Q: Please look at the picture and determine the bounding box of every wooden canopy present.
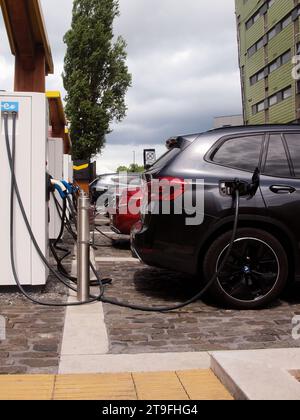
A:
[1,0,54,92]
[46,91,71,155]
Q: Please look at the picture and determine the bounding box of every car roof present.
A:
[208,124,300,135]
[170,125,300,145]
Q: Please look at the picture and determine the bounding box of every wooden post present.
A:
[14,47,46,93]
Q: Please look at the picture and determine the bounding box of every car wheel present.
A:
[203,228,288,309]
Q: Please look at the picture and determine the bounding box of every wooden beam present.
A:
[15,46,46,92]
[46,91,72,155]
[0,0,54,92]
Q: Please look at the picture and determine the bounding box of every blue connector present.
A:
[61,181,79,196]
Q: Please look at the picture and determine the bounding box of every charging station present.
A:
[0,92,48,286]
[63,154,73,183]
[48,137,64,240]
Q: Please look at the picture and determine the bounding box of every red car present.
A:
[110,176,142,235]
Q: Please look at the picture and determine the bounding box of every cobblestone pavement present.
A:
[2,223,300,374]
[0,269,68,375]
[94,229,300,355]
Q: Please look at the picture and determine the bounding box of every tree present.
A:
[63,0,132,160]
[129,163,145,173]
[116,165,129,173]
[116,164,145,173]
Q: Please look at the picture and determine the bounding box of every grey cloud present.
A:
[1,0,242,151]
[108,0,242,146]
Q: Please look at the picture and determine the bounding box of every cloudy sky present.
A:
[0,0,242,173]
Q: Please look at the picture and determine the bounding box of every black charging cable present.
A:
[4,111,240,312]
[50,190,112,286]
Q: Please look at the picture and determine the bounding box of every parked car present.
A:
[92,173,142,217]
[131,125,300,309]
[110,176,142,235]
[89,174,118,205]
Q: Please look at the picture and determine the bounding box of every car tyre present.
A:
[203,228,288,309]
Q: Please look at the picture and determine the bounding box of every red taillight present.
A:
[143,177,186,202]
[118,187,142,213]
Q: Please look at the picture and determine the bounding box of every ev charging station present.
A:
[46,91,73,239]
[48,137,64,240]
[0,92,49,286]
[63,153,73,184]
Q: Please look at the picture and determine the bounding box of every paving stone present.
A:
[0,240,70,374]
[19,359,59,368]
[0,366,28,375]
[94,230,300,354]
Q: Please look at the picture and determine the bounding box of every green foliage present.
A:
[116,165,129,173]
[116,164,145,173]
[129,164,145,173]
[63,0,132,160]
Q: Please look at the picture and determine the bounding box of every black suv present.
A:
[131,125,300,309]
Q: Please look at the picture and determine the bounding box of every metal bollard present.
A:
[77,191,90,302]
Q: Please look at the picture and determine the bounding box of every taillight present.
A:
[118,187,142,214]
[142,177,186,203]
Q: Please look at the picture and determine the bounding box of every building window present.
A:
[252,85,292,115]
[283,87,292,99]
[257,70,265,81]
[269,94,278,106]
[247,5,299,57]
[269,61,278,72]
[282,15,292,29]
[245,0,276,30]
[249,50,291,87]
[268,28,276,41]
[281,50,291,65]
[257,101,265,112]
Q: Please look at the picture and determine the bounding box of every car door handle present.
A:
[270,185,296,194]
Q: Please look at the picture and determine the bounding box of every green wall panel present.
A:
[268,97,295,122]
[247,48,265,74]
[268,0,295,28]
[268,25,294,61]
[248,79,266,103]
[248,111,265,124]
[246,18,265,48]
[268,62,293,94]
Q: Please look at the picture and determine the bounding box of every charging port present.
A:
[219,179,251,197]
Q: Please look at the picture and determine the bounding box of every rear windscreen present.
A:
[150,148,181,170]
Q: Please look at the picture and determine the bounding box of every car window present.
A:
[284,133,300,177]
[264,135,291,178]
[212,136,263,172]
[150,148,180,170]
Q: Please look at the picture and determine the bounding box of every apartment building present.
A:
[235,0,300,124]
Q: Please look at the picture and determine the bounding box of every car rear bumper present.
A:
[131,223,198,275]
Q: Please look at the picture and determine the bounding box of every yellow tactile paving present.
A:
[0,370,233,400]
[176,370,233,400]
[53,373,137,400]
[132,372,189,400]
[0,375,55,401]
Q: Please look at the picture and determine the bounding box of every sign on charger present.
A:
[1,101,19,113]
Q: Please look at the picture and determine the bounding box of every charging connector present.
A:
[219,168,260,198]
[219,179,250,197]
